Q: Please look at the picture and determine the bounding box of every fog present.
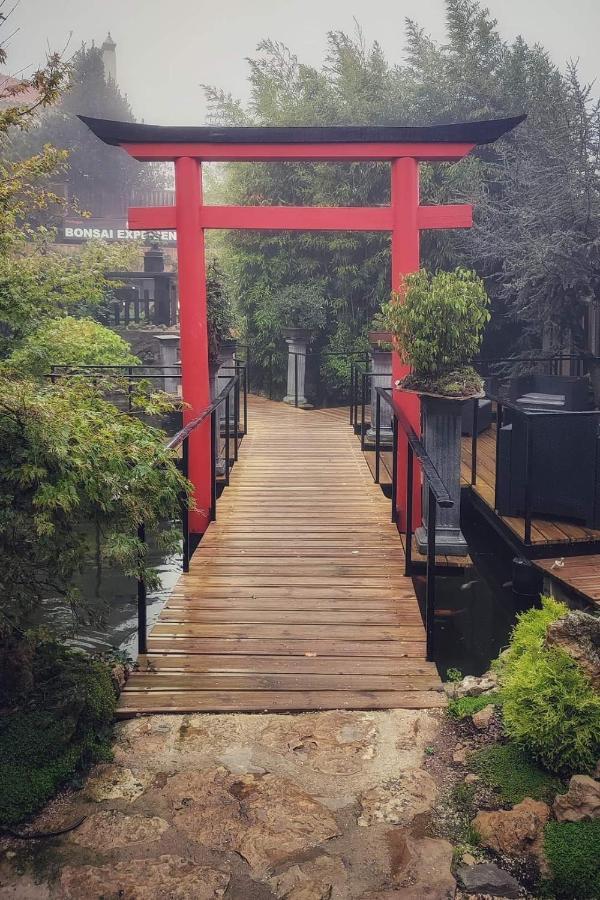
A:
[7,0,599,124]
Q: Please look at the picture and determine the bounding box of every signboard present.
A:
[59,224,177,245]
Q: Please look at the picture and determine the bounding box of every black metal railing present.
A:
[375,387,454,661]
[135,373,246,655]
[260,347,370,406]
[468,391,600,548]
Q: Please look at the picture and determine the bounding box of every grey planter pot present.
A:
[366,345,393,445]
[283,328,311,407]
[415,394,469,557]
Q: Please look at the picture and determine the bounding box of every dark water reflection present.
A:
[42,539,182,660]
[416,499,540,680]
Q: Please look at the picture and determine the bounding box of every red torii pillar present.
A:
[80,116,529,542]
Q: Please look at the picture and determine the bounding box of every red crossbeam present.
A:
[128,204,472,232]
[122,142,475,163]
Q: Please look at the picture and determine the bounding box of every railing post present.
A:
[224,392,230,486]
[243,363,248,435]
[375,390,381,484]
[233,377,239,462]
[360,374,367,451]
[391,414,398,523]
[471,398,479,485]
[137,522,147,656]
[181,437,190,572]
[494,401,503,510]
[523,414,533,546]
[426,486,436,662]
[349,364,355,426]
[210,409,217,520]
[269,353,273,400]
[127,366,133,413]
[404,442,414,576]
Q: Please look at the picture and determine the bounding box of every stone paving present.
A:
[0,708,456,899]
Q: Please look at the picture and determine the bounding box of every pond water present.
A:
[42,538,182,661]
[418,497,541,680]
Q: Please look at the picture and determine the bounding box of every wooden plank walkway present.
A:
[117,396,445,717]
[461,424,600,547]
[534,554,600,606]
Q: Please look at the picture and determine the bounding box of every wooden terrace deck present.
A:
[460,424,600,549]
[117,396,445,717]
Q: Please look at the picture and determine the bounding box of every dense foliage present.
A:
[205,0,600,389]
[0,642,116,825]
[543,820,600,899]
[0,376,189,655]
[206,259,238,364]
[383,268,489,395]
[5,316,140,376]
[497,597,600,775]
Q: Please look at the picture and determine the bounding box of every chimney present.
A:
[101,32,117,83]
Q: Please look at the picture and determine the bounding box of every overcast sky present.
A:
[6,0,599,124]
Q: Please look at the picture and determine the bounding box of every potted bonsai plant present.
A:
[383,268,490,556]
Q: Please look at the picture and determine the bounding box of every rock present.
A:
[553,774,600,822]
[358,769,437,827]
[458,862,521,898]
[268,854,347,899]
[259,710,377,775]
[546,611,600,691]
[110,662,128,693]
[387,831,456,899]
[461,852,477,866]
[69,810,169,849]
[452,747,469,765]
[473,797,550,857]
[163,768,339,876]
[471,704,495,730]
[84,764,152,802]
[58,856,229,899]
[451,672,498,699]
[464,773,480,784]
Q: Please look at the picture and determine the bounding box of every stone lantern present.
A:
[283,328,311,408]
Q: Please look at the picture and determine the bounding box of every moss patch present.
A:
[470,743,564,806]
[543,820,600,899]
[0,643,116,825]
[447,692,501,719]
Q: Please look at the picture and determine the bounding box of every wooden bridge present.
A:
[117,397,445,717]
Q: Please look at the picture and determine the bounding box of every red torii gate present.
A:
[82,115,524,542]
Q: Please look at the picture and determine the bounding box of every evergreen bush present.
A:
[498,598,600,775]
[0,642,116,825]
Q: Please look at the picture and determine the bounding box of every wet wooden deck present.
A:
[117,396,445,717]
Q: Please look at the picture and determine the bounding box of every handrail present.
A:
[373,386,455,661]
[377,388,453,507]
[167,376,236,450]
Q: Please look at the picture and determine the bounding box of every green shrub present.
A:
[447,692,502,719]
[498,598,600,775]
[543,821,600,899]
[471,743,564,805]
[5,315,139,377]
[0,642,116,825]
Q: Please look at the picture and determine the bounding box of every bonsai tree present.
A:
[383,268,490,398]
